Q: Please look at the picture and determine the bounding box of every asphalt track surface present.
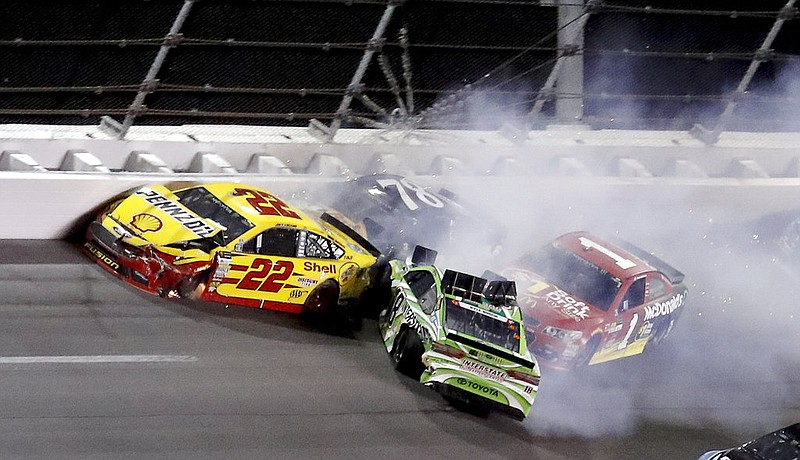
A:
[0,240,797,459]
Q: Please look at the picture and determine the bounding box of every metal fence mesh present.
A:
[0,0,797,138]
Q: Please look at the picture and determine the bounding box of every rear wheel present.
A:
[647,315,674,350]
[392,328,424,379]
[301,280,339,318]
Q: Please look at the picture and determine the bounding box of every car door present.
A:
[216,227,305,304]
[605,276,648,356]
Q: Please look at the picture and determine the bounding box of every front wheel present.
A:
[573,334,600,368]
[392,328,425,379]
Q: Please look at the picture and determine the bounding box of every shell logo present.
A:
[130,213,163,233]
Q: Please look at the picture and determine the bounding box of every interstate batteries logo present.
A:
[459,359,506,383]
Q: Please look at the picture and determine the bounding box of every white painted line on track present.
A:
[0,355,198,364]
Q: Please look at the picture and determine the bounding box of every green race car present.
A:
[378,247,540,420]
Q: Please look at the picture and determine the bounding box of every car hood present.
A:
[103,186,225,246]
[503,268,606,328]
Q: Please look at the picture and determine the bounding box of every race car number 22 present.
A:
[237,259,294,292]
[376,178,444,211]
[234,188,301,219]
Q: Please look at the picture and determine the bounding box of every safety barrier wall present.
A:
[2,126,800,239]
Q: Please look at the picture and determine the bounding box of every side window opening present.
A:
[404,270,439,314]
[621,277,646,312]
[243,227,299,257]
[300,231,345,260]
[649,276,669,300]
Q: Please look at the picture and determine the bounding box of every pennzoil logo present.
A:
[135,188,217,237]
[84,242,120,270]
[130,213,163,233]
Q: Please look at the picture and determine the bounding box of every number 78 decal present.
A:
[376,178,444,211]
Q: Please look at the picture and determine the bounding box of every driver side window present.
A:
[405,270,439,314]
[620,277,646,312]
[241,227,298,257]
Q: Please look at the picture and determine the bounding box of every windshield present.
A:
[522,244,621,312]
[174,187,253,242]
[445,300,521,353]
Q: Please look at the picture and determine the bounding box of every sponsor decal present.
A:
[208,252,232,292]
[84,242,120,271]
[295,277,317,288]
[135,188,217,237]
[403,305,430,341]
[455,377,500,398]
[545,288,590,321]
[454,299,508,322]
[303,261,337,275]
[130,213,163,233]
[460,359,507,383]
[289,289,303,299]
[339,262,358,286]
[643,293,686,320]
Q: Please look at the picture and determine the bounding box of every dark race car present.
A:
[502,231,688,370]
[699,422,800,460]
[307,174,505,260]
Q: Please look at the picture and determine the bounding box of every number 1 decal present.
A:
[618,313,639,351]
[376,178,444,211]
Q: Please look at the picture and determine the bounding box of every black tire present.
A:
[573,334,600,368]
[360,259,392,319]
[177,275,203,300]
[392,328,425,379]
[647,316,674,349]
[301,280,339,318]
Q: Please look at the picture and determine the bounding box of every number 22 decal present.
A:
[234,188,300,219]
[376,178,444,211]
[237,259,294,292]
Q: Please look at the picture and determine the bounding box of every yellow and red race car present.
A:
[83,182,383,321]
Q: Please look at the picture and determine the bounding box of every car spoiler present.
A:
[320,212,382,258]
[610,237,685,285]
[442,269,487,302]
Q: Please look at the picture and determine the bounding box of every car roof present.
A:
[555,231,661,281]
[178,182,333,238]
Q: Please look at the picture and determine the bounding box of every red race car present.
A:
[501,231,687,370]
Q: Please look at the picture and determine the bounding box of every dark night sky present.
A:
[0,1,797,130]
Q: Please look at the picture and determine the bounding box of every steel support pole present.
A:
[527,0,590,128]
[692,0,796,144]
[117,0,195,139]
[555,0,586,123]
[319,1,398,142]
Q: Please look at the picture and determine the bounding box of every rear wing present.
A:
[410,245,438,266]
[320,212,382,258]
[442,269,487,302]
[483,280,517,305]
